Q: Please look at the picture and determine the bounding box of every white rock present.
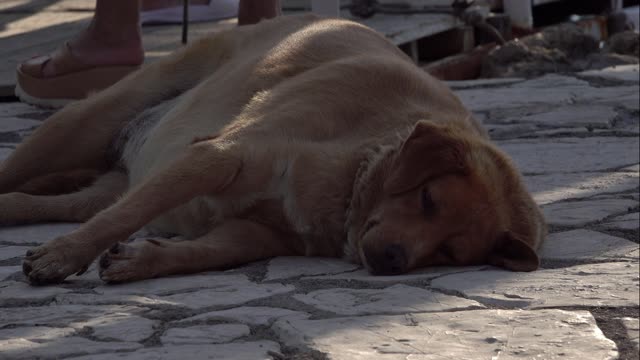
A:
[0,223,81,245]
[294,284,484,315]
[0,266,20,280]
[272,309,618,360]
[0,304,147,328]
[542,229,639,261]
[304,266,486,283]
[175,306,309,326]
[265,256,359,281]
[158,281,294,310]
[498,137,639,174]
[70,313,158,342]
[526,172,639,205]
[0,336,141,360]
[618,317,639,351]
[601,212,640,230]
[66,341,280,360]
[0,117,41,133]
[0,245,30,261]
[542,199,638,226]
[0,281,71,306]
[580,64,640,82]
[161,324,250,345]
[431,262,639,308]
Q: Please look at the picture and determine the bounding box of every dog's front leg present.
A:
[98,219,296,283]
[23,142,243,284]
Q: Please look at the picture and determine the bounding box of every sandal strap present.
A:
[19,42,93,79]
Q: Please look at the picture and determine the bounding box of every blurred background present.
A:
[1,0,638,99]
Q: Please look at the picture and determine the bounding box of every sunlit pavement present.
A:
[0,65,638,359]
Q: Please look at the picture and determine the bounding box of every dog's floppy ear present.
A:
[488,231,539,271]
[384,121,468,194]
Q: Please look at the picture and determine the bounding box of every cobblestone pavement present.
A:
[0,65,638,360]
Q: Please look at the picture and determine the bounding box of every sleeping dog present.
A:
[0,15,546,284]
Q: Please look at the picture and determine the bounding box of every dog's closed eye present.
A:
[420,188,437,216]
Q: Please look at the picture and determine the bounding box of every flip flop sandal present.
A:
[15,42,141,108]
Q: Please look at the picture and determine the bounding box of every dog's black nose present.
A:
[364,244,408,275]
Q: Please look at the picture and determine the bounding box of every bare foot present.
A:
[33,26,144,78]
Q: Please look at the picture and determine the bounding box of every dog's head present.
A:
[355,120,545,275]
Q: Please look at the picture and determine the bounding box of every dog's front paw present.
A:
[99,240,157,283]
[23,238,91,285]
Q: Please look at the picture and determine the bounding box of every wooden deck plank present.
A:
[0,1,459,97]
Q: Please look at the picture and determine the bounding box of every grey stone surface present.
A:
[457,74,638,112]
[0,305,147,327]
[542,229,639,261]
[265,256,359,281]
[619,317,639,351]
[67,341,280,360]
[0,117,40,133]
[510,105,617,128]
[273,309,618,360]
[175,306,309,326]
[431,262,639,308]
[304,266,486,283]
[70,314,158,342]
[0,245,29,261]
[161,324,250,345]
[525,171,639,205]
[294,284,484,315]
[0,334,141,360]
[0,147,12,162]
[579,64,640,82]
[601,212,640,230]
[541,229,639,261]
[446,77,525,89]
[0,223,81,245]
[498,137,639,174]
[0,281,71,306]
[157,281,294,310]
[1,73,639,359]
[0,266,20,280]
[542,199,638,226]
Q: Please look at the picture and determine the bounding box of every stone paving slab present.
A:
[272,309,618,360]
[67,341,280,360]
[160,324,250,345]
[525,171,639,205]
[431,262,640,308]
[619,317,640,352]
[293,284,484,315]
[542,198,638,227]
[0,68,638,359]
[541,229,639,261]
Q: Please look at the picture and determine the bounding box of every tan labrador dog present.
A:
[0,15,546,284]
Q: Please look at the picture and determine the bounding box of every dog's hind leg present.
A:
[0,171,127,225]
[0,33,237,193]
[98,219,295,282]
